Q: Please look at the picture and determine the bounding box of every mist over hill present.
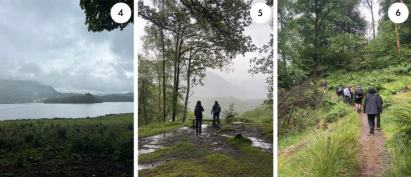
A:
[190,71,266,100]
[0,79,133,104]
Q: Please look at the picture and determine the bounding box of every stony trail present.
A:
[357,110,390,177]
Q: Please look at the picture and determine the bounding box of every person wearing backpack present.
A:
[375,90,383,130]
[343,86,351,104]
[354,84,365,113]
[348,84,354,105]
[194,101,204,133]
[363,87,383,135]
[336,85,343,97]
[211,101,221,126]
[322,80,327,93]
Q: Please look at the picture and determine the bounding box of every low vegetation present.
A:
[0,113,133,176]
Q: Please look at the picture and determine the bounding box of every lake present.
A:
[0,102,134,121]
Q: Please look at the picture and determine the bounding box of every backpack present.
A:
[194,106,201,117]
[337,88,342,93]
[350,87,354,93]
[215,105,221,113]
[355,87,363,98]
[344,88,350,96]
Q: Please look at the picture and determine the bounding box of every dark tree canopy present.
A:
[80,0,134,32]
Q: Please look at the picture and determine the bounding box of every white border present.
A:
[134,0,138,176]
[273,0,278,176]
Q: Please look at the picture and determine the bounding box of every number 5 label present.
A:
[111,3,131,24]
[250,3,271,24]
[388,3,409,23]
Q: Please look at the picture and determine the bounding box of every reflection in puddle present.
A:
[138,162,165,170]
[138,149,156,155]
[248,137,273,150]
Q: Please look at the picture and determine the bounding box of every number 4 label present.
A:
[111,3,131,24]
[119,9,123,16]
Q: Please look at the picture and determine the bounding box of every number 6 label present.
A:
[388,3,409,23]
[111,3,131,24]
[250,3,271,24]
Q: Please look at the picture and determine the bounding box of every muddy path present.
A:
[358,111,390,177]
[138,123,273,170]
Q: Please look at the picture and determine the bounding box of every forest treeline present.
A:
[44,93,103,103]
[138,0,273,126]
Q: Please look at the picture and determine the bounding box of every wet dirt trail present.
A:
[358,111,390,177]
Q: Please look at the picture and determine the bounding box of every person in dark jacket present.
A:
[336,85,343,97]
[322,80,327,93]
[194,101,204,133]
[375,90,383,130]
[211,101,221,125]
[363,88,382,135]
[354,84,365,113]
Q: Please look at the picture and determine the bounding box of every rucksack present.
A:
[337,88,342,93]
[350,87,354,93]
[355,87,363,98]
[344,88,350,96]
[215,105,221,113]
[194,106,201,117]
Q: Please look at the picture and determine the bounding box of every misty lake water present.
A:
[0,102,133,121]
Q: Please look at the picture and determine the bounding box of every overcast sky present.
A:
[361,1,380,39]
[137,0,272,97]
[0,0,133,94]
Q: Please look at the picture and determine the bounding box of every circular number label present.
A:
[388,3,409,23]
[250,3,271,24]
[111,2,132,24]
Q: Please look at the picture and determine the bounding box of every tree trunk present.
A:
[161,0,166,123]
[183,49,192,123]
[171,29,181,122]
[313,1,319,77]
[391,0,401,57]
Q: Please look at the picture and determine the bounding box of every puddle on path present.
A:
[138,161,166,170]
[220,135,272,151]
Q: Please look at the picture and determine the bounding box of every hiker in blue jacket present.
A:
[211,101,221,126]
[194,101,204,133]
[364,88,382,135]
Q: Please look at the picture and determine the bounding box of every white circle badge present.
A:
[111,2,132,24]
[388,3,409,23]
[250,3,271,24]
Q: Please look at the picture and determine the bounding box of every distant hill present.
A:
[0,79,58,103]
[0,79,133,104]
[190,71,266,100]
[44,93,103,103]
[187,96,265,115]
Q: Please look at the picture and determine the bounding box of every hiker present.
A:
[322,80,327,93]
[336,85,343,97]
[194,101,204,133]
[363,88,382,135]
[343,86,351,104]
[354,84,365,113]
[348,84,354,105]
[375,90,383,130]
[211,101,221,126]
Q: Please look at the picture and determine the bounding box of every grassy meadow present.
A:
[0,113,133,176]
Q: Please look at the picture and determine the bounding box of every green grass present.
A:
[0,113,133,172]
[249,123,273,139]
[139,137,273,177]
[220,125,234,131]
[279,110,361,177]
[138,122,190,138]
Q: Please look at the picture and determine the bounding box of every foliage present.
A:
[222,103,239,124]
[79,0,134,32]
[44,93,102,103]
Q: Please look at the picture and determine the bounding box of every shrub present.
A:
[57,127,67,139]
[23,132,34,143]
[14,153,27,168]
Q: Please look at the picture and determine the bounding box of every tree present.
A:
[222,102,239,124]
[79,0,134,32]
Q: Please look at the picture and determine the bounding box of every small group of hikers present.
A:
[193,101,221,133]
[334,82,384,135]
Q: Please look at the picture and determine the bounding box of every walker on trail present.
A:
[322,80,327,93]
[375,90,383,130]
[354,84,364,113]
[363,87,383,135]
[344,86,351,104]
[194,101,204,133]
[336,85,343,97]
[211,101,221,126]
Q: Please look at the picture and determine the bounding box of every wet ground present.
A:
[358,111,390,177]
[138,123,273,170]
